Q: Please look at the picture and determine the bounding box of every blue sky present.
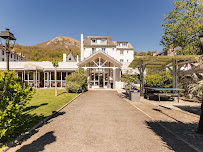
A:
[0,0,174,53]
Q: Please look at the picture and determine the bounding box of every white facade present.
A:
[81,34,134,64]
[0,49,25,62]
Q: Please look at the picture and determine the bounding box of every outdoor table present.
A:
[144,87,185,102]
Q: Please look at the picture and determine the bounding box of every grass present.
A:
[0,89,78,147]
[24,89,78,117]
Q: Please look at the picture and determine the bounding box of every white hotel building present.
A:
[0,33,137,89]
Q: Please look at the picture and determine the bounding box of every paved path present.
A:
[8,91,192,152]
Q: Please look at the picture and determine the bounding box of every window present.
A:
[127,51,128,53]
[92,48,96,54]
[17,56,18,60]
[122,43,127,47]
[102,48,106,53]
[2,58,4,61]
[92,39,97,43]
[120,50,124,55]
[84,48,85,51]
[118,43,121,47]
[11,54,12,58]
[112,48,114,51]
[2,51,4,55]
[120,59,124,62]
[101,39,106,44]
[127,59,129,62]
[69,58,71,61]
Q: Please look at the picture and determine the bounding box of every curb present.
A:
[2,93,83,152]
[123,98,201,152]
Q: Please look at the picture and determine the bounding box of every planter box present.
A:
[130,92,140,102]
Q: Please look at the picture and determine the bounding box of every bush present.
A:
[66,81,82,93]
[145,70,172,88]
[66,68,87,93]
[0,71,34,143]
[120,71,138,90]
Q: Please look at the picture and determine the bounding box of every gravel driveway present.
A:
[8,90,184,152]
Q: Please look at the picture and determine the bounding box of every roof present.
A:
[78,50,122,67]
[84,36,116,47]
[0,61,78,71]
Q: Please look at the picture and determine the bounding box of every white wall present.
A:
[83,47,134,63]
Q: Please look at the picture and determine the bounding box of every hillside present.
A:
[14,36,80,61]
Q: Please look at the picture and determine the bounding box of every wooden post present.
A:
[139,60,146,96]
[172,59,177,89]
[113,67,116,89]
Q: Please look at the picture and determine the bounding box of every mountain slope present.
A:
[14,36,81,61]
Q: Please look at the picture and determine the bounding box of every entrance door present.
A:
[99,73,103,87]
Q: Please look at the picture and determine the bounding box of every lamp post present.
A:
[0,28,16,71]
[196,31,203,134]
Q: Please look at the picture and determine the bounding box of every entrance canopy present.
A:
[24,63,43,71]
[78,50,122,68]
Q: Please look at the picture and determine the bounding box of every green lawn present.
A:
[0,89,78,148]
[24,89,78,117]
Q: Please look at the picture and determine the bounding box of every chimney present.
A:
[77,55,79,63]
[81,33,84,61]
[63,53,67,62]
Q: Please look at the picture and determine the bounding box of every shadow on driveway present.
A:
[174,105,201,115]
[16,131,56,152]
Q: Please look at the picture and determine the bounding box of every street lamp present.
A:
[196,31,203,134]
[0,28,16,71]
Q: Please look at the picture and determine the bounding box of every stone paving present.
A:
[117,89,203,152]
[6,90,195,152]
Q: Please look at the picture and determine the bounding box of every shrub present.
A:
[66,81,82,93]
[66,68,87,93]
[0,71,34,143]
[145,70,172,88]
[120,71,138,90]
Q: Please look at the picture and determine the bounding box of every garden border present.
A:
[2,93,83,152]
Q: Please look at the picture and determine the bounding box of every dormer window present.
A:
[101,39,107,44]
[92,39,97,43]
[122,43,127,47]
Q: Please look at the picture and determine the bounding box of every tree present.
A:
[147,51,152,56]
[161,0,203,55]
[0,71,34,141]
[52,59,59,96]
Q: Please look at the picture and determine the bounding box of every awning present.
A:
[24,63,43,71]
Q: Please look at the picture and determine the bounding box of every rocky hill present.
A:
[14,36,80,61]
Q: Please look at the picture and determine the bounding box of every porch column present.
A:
[44,72,45,88]
[113,68,116,89]
[61,72,62,88]
[28,72,29,86]
[50,72,51,88]
[24,71,25,81]
[103,73,105,87]
[36,70,37,88]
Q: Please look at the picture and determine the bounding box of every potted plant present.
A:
[121,71,139,101]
